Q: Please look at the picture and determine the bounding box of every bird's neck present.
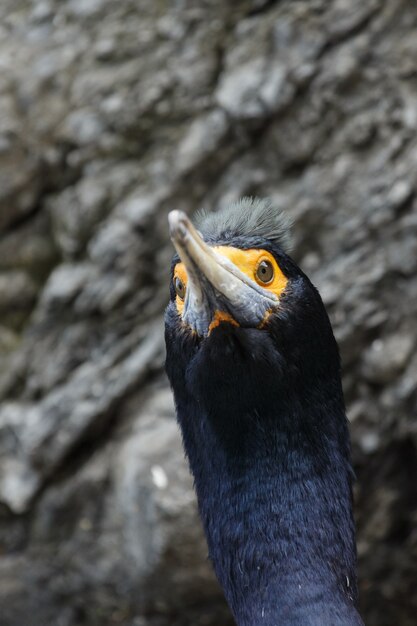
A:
[166,317,363,626]
[175,385,362,626]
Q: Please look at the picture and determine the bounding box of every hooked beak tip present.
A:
[168,210,189,244]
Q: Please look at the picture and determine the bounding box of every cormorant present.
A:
[165,198,364,626]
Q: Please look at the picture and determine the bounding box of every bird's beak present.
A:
[169,210,279,336]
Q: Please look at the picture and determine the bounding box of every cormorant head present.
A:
[165,197,340,414]
[166,197,314,337]
[168,199,292,338]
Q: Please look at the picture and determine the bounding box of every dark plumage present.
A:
[165,201,364,626]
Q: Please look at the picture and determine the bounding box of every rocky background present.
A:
[0,0,416,624]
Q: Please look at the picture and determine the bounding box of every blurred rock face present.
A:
[0,0,416,625]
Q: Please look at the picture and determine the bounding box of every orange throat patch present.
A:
[208,311,240,334]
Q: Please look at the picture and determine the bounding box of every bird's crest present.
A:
[196,197,293,252]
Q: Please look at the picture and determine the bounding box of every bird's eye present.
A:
[175,277,186,300]
[256,260,274,285]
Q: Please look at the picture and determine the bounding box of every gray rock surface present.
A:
[0,1,416,625]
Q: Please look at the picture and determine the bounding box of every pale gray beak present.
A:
[168,210,278,336]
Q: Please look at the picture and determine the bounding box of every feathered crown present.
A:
[196,197,292,252]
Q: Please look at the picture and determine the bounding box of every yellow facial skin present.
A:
[173,262,188,317]
[173,247,288,330]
